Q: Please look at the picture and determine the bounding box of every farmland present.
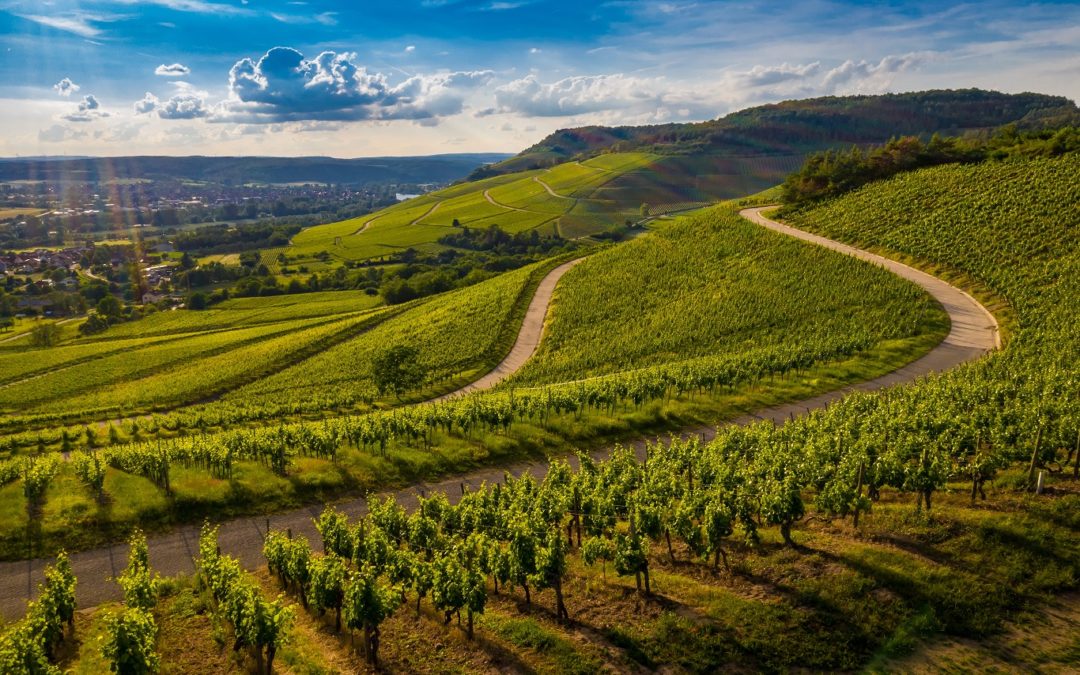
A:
[26,150,1075,674]
[279,153,677,268]
[0,103,1077,673]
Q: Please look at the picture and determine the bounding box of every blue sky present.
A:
[1,0,1077,156]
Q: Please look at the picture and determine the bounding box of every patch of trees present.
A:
[172,222,303,254]
[781,125,1079,206]
[437,224,565,256]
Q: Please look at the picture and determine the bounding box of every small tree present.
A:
[97,295,123,321]
[29,322,61,348]
[371,345,424,401]
[186,292,208,310]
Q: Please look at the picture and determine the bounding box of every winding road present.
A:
[0,207,999,619]
[433,257,587,401]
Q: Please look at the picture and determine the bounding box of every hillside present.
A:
[494,89,1078,172]
[0,153,512,187]
[9,154,1078,673]
[278,90,1077,270]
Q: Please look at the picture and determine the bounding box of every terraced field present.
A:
[280,154,658,267]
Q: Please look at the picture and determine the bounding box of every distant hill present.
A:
[472,89,1080,185]
[0,153,513,187]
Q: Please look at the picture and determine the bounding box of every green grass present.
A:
[278,153,659,265]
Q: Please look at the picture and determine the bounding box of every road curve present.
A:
[533,176,575,201]
[0,208,1000,619]
[483,188,528,213]
[433,257,587,401]
[741,207,1000,353]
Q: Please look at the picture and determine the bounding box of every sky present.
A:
[0,0,1077,158]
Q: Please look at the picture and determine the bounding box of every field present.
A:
[279,154,662,268]
[0,207,45,220]
[1,144,1077,672]
[0,191,953,558]
[507,208,941,386]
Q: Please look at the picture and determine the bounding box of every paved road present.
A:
[433,257,587,401]
[0,207,1000,619]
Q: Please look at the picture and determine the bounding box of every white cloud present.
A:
[15,13,108,38]
[134,92,159,115]
[38,124,89,143]
[405,45,416,53]
[111,0,249,15]
[217,47,494,124]
[155,63,191,77]
[134,89,209,119]
[493,73,672,117]
[270,11,338,25]
[738,62,820,87]
[62,94,110,122]
[823,52,931,92]
[53,78,80,97]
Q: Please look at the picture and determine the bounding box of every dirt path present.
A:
[483,188,529,213]
[409,200,442,226]
[0,207,1000,619]
[533,176,575,201]
[432,257,587,401]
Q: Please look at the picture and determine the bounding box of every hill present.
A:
[0,153,512,187]
[277,90,1077,269]
[9,153,1078,672]
[492,89,1078,173]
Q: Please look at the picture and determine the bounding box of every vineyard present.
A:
[0,150,1076,672]
[0,256,560,437]
[0,195,952,559]
[279,153,665,269]
[505,209,942,386]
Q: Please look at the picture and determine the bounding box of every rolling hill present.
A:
[0,153,512,187]
[279,89,1078,268]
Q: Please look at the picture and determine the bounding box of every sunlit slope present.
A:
[280,153,660,265]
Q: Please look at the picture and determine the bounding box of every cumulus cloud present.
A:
[738,62,820,87]
[155,63,191,77]
[62,95,110,122]
[217,47,493,123]
[493,73,667,117]
[823,52,930,91]
[53,78,80,97]
[134,91,209,119]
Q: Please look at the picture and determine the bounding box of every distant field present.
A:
[0,207,45,220]
[277,153,660,267]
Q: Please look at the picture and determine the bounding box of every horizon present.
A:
[1,0,1078,158]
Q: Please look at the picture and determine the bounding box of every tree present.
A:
[371,345,424,401]
[186,292,208,310]
[97,295,123,321]
[640,203,650,218]
[29,321,61,348]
